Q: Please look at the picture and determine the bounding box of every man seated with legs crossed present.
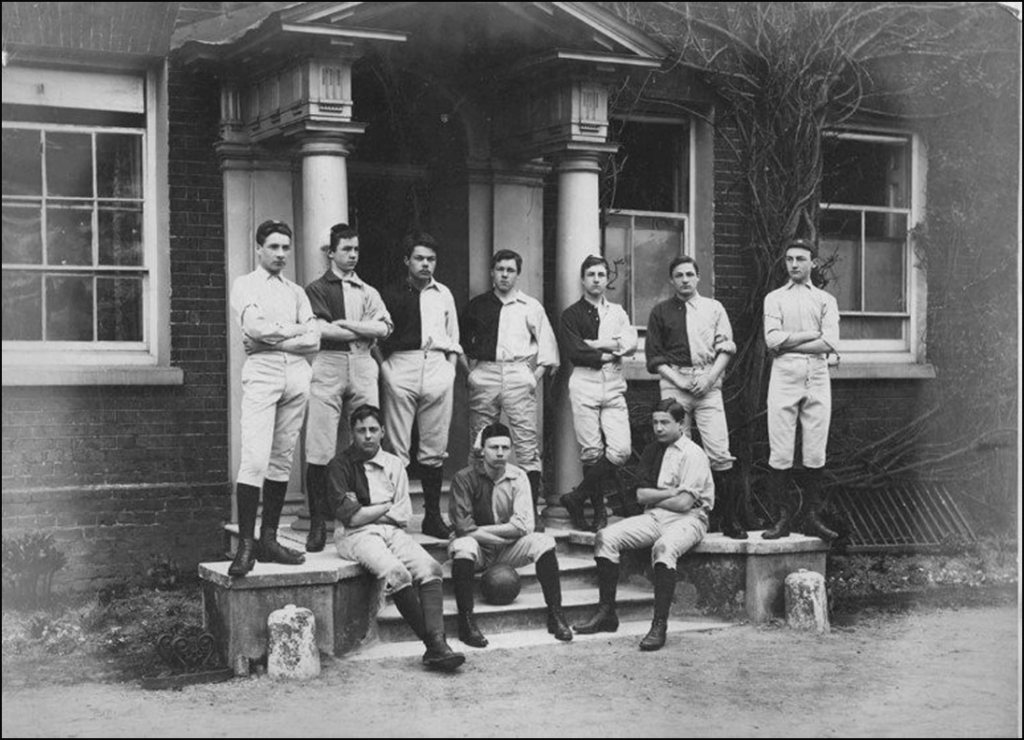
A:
[448,423,573,647]
[575,399,715,651]
[327,405,465,672]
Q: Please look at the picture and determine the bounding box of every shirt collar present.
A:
[494,289,526,306]
[783,280,814,291]
[475,461,515,485]
[334,270,365,287]
[256,265,285,281]
[674,291,702,307]
[405,277,440,293]
[364,447,390,468]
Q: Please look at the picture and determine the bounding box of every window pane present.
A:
[604,217,630,314]
[864,212,907,313]
[96,134,142,199]
[2,129,42,196]
[821,209,860,240]
[2,271,43,340]
[820,238,861,312]
[47,206,93,265]
[841,316,903,340]
[97,276,142,341]
[98,205,143,265]
[632,216,683,326]
[2,205,43,264]
[822,137,910,208]
[606,121,687,212]
[45,274,94,341]
[46,132,94,198]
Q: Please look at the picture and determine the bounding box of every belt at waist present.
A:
[774,352,828,361]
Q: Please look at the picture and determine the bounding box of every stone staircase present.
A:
[214,500,826,669]
[220,506,734,662]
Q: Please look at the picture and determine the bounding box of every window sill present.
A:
[2,365,184,386]
[618,355,935,382]
[830,363,935,380]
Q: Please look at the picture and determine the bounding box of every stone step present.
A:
[227,517,602,562]
[427,555,597,599]
[374,585,655,643]
[349,618,734,660]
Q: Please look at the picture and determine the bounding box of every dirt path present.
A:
[2,605,1019,738]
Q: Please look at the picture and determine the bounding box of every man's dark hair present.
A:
[256,219,292,246]
[579,254,609,278]
[785,238,818,260]
[350,404,384,428]
[654,398,687,424]
[481,422,512,445]
[329,223,359,251]
[403,230,439,258]
[669,255,699,277]
[491,249,522,273]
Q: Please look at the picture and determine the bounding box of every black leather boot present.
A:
[762,468,793,540]
[305,463,328,553]
[420,466,452,540]
[228,483,260,577]
[559,462,593,532]
[536,550,572,641]
[639,563,675,651]
[713,469,748,540]
[228,537,257,577]
[452,559,487,647]
[527,470,545,533]
[418,579,465,671]
[801,468,838,541]
[257,479,306,565]
[574,557,619,634]
[392,584,427,642]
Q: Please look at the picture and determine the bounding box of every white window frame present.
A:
[821,127,929,371]
[2,64,179,385]
[602,116,695,330]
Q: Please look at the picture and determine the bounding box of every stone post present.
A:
[784,569,830,633]
[267,604,321,679]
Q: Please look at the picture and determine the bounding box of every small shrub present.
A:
[144,554,183,592]
[2,533,67,608]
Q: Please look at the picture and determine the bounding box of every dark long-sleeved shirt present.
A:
[305,270,392,352]
[447,462,533,538]
[326,446,412,532]
[460,290,558,365]
[380,279,460,356]
[559,297,637,369]
[646,293,736,373]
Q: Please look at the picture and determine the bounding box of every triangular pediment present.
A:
[174,1,668,71]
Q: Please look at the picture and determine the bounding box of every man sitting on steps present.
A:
[327,404,464,672]
[574,399,715,651]
[448,423,573,648]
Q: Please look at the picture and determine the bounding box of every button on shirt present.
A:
[646,293,736,373]
[327,446,412,534]
[461,290,559,366]
[448,462,533,538]
[230,267,316,349]
[305,270,393,352]
[763,282,840,356]
[560,297,638,369]
[382,279,462,356]
[649,434,715,525]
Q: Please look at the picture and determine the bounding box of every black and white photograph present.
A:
[2,2,1020,737]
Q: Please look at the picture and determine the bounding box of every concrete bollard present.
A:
[784,569,829,634]
[267,604,321,680]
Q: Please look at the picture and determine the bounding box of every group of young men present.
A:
[227,218,839,670]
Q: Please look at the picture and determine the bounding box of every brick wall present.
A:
[1,61,230,591]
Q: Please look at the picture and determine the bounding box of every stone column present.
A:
[296,135,352,285]
[552,152,604,498]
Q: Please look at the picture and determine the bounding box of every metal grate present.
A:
[830,481,978,552]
